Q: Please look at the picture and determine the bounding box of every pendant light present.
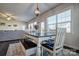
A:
[35,3,40,16]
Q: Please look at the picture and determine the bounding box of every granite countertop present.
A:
[0,30,26,41]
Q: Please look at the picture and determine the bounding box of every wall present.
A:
[0,18,27,30]
[65,4,79,50]
[28,4,79,50]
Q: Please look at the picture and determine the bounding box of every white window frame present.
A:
[47,9,71,33]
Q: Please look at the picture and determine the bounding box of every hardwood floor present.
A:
[0,40,79,56]
[0,42,9,56]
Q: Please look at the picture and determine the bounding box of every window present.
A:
[22,26,25,30]
[47,10,71,33]
[47,15,56,31]
[33,22,37,25]
[28,24,31,30]
[28,22,37,32]
[28,23,33,32]
[57,10,71,33]
[40,21,45,35]
[41,22,45,32]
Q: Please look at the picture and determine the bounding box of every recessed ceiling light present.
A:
[7,17,11,21]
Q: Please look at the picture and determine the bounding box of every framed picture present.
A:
[8,25,11,27]
[13,24,17,27]
[0,22,5,26]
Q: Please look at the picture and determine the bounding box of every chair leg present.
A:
[53,53,56,56]
[41,47,43,56]
[53,51,56,56]
[61,49,64,56]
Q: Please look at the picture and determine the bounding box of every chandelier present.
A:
[34,3,40,16]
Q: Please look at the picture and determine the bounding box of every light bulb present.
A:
[7,17,11,20]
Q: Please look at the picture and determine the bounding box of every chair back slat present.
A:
[54,28,66,50]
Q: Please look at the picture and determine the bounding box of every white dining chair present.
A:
[41,28,66,56]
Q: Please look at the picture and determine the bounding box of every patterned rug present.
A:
[63,49,79,56]
[43,48,79,56]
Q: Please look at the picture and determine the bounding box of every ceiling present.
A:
[0,3,60,22]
